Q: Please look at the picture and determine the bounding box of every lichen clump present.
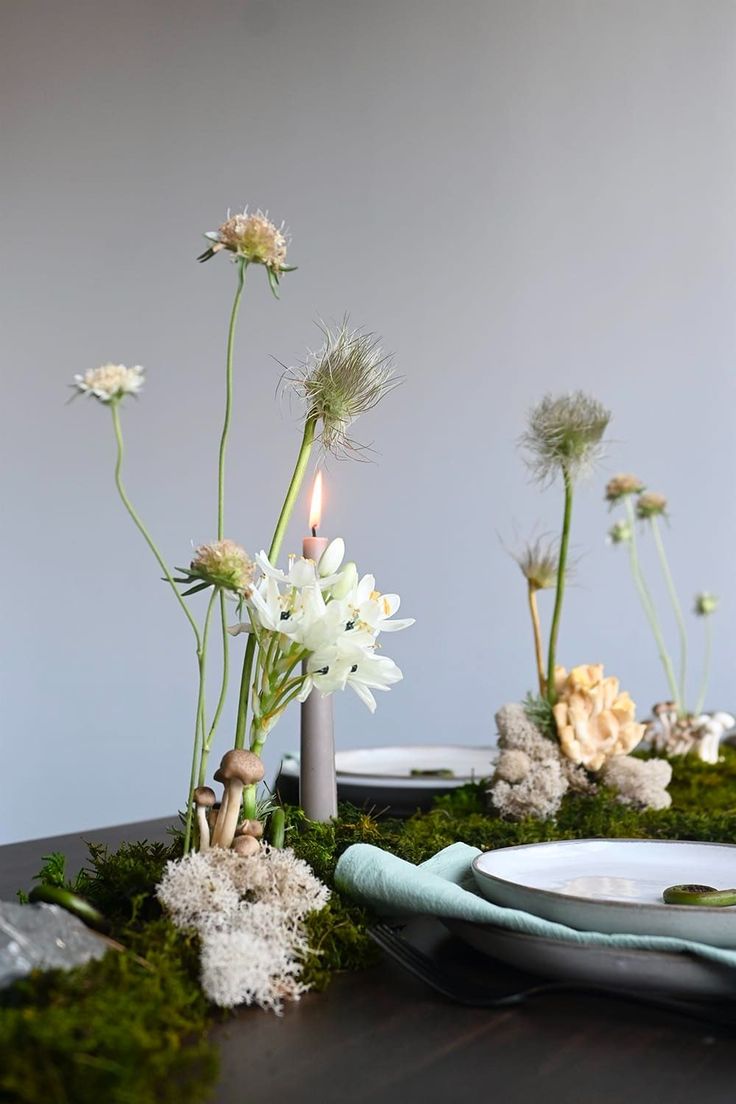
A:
[156,846,330,1012]
[489,702,593,820]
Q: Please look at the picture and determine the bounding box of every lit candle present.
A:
[300,471,337,821]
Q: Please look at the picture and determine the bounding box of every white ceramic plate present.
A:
[280,745,497,790]
[444,918,736,999]
[472,839,736,948]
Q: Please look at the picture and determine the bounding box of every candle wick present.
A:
[311,526,317,538]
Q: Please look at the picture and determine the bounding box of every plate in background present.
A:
[275,745,497,816]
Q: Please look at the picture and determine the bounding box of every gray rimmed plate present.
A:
[472,839,736,948]
[443,918,736,999]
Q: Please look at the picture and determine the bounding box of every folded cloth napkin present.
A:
[335,842,736,969]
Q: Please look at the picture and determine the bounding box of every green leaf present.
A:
[181,582,211,597]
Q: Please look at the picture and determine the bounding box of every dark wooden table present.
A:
[3,819,736,1104]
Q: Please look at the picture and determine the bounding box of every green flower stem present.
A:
[217,258,246,540]
[695,615,713,717]
[198,590,230,786]
[182,697,206,854]
[625,498,680,709]
[110,402,201,646]
[267,415,318,564]
[546,468,573,706]
[233,415,318,749]
[650,516,688,714]
[183,589,217,852]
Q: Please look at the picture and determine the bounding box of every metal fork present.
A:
[368,922,736,1031]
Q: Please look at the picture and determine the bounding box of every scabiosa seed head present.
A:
[605,473,645,503]
[636,491,668,519]
[694,592,718,616]
[285,319,399,458]
[520,392,611,484]
[189,540,255,594]
[72,363,144,404]
[608,519,633,545]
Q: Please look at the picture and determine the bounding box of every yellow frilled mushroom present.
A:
[552,664,646,771]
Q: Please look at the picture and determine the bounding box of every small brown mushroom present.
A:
[193,786,216,852]
[235,818,264,839]
[211,767,228,847]
[212,749,265,849]
[231,834,260,858]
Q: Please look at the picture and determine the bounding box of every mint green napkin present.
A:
[334,842,736,970]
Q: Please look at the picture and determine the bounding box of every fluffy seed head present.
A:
[285,319,399,457]
[73,363,144,403]
[520,392,611,484]
[636,492,668,519]
[190,540,255,593]
[694,592,718,616]
[605,473,645,503]
[512,536,560,590]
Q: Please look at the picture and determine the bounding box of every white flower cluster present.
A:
[231,538,414,716]
[157,846,330,1012]
[73,363,145,403]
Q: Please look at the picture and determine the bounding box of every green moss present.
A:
[5,747,736,1102]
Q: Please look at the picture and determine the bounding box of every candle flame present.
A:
[309,471,323,534]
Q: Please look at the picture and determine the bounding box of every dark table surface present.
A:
[3,819,736,1104]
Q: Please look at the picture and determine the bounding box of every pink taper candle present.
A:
[300,472,338,821]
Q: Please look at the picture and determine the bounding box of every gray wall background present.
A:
[2,0,735,843]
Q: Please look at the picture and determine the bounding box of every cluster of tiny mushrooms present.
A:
[193,749,265,857]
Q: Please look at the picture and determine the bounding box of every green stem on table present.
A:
[695,615,713,717]
[233,415,318,748]
[183,588,218,852]
[111,400,210,854]
[546,468,573,706]
[217,258,246,540]
[110,402,201,647]
[198,590,230,786]
[183,693,206,854]
[625,498,680,709]
[650,516,688,715]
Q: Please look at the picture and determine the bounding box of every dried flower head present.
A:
[636,491,668,519]
[198,208,294,294]
[72,363,144,404]
[285,319,399,457]
[184,540,255,595]
[694,592,718,616]
[552,664,646,771]
[605,473,645,503]
[520,392,611,484]
[512,536,560,590]
[608,519,633,545]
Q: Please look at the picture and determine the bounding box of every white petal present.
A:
[318,538,345,577]
[377,617,415,633]
[348,680,377,712]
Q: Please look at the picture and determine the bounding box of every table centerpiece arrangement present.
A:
[6,239,736,1104]
[61,205,413,1013]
